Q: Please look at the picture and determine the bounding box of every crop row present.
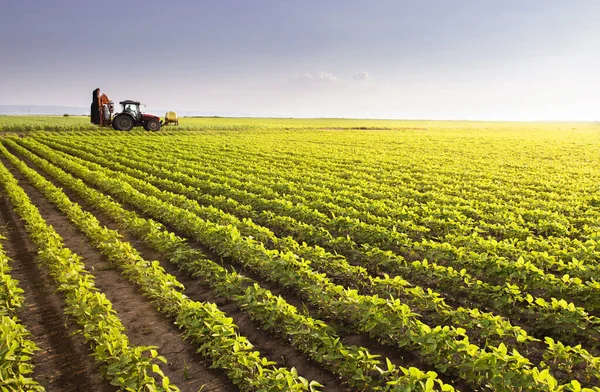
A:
[107,135,600,279]
[0,237,45,391]
[9,138,589,390]
[32,137,600,350]
[96,134,595,242]
[0,140,325,391]
[44,136,600,296]
[0,153,177,391]
[88,139,600,309]
[39,138,600,380]
[25,136,600,383]
[28,138,537,345]
[121,137,600,281]
[37,130,596,248]
[7,137,460,391]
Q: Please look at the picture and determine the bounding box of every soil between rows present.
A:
[1,154,236,392]
[14,138,474,389]
[0,188,114,392]
[2,144,353,390]
[80,139,600,354]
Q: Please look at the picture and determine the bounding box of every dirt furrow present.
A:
[7,140,351,391]
[0,191,114,392]
[1,155,236,392]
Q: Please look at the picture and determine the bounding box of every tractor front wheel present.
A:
[144,118,161,131]
[112,114,134,131]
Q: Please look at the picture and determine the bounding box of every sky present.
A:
[1,0,599,120]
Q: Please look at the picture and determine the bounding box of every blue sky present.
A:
[1,0,599,120]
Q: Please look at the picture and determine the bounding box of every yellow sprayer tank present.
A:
[164,111,178,125]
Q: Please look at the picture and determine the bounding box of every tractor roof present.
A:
[120,100,141,105]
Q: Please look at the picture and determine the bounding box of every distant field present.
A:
[1,117,600,391]
[1,114,598,132]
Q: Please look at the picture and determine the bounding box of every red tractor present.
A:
[91,89,162,131]
[111,100,161,131]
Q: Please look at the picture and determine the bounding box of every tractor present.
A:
[91,88,164,131]
[112,100,161,131]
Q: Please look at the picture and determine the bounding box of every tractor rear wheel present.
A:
[144,118,161,131]
[112,114,134,131]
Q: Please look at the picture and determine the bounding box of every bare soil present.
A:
[1,155,235,392]
[1,193,114,392]
[1,147,348,390]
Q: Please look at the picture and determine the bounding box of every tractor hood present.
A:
[141,113,160,120]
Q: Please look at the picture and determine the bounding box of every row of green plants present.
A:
[53,135,600,292]
[38,132,599,267]
[35,137,600,351]
[0,154,178,391]
[0,140,323,391]
[147,140,598,276]
[90,139,600,309]
[111,135,600,280]
[34,127,596,232]
[198,131,594,221]
[37,138,600,381]
[0,238,45,391]
[11,141,548,340]
[7,138,457,391]
[11,138,589,391]
[105,134,593,242]
[27,137,600,383]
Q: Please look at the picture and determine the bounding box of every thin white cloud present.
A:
[316,71,337,82]
[291,71,338,83]
[292,71,372,85]
[353,71,369,80]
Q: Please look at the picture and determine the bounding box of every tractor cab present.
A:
[120,100,142,121]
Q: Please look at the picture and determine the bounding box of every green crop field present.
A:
[1,116,599,391]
